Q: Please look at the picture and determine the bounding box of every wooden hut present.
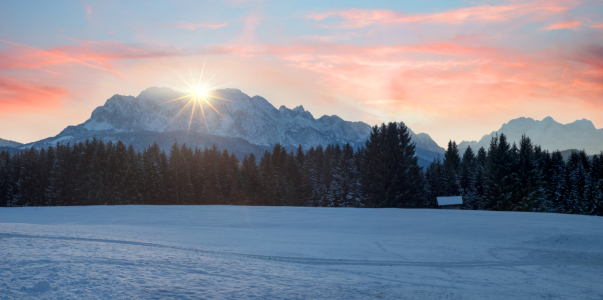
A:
[436,196,463,209]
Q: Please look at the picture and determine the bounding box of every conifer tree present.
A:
[360,122,423,208]
[424,158,445,208]
[443,141,462,197]
[565,151,590,214]
[460,146,479,210]
[0,151,11,207]
[241,153,261,205]
[483,134,515,211]
[45,144,72,206]
[513,135,545,211]
[202,145,221,204]
[168,143,195,205]
[590,153,603,216]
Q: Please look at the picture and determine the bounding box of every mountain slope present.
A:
[0,138,22,148]
[24,87,443,164]
[458,117,603,154]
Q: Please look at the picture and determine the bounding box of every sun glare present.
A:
[193,84,210,99]
[158,62,232,134]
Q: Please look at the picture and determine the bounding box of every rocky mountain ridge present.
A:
[19,87,444,165]
[458,117,603,154]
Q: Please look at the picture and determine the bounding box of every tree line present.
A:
[1,122,602,215]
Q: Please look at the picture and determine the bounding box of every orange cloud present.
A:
[0,77,67,113]
[306,2,569,28]
[171,22,228,30]
[545,20,582,30]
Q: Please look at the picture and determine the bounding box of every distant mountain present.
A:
[23,87,443,166]
[458,117,603,154]
[0,138,22,148]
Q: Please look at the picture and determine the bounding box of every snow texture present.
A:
[1,206,602,299]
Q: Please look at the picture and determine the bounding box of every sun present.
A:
[156,63,232,135]
[192,84,210,99]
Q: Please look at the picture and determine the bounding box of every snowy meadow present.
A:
[1,206,602,299]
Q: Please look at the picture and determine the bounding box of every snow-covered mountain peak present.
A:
[568,119,596,131]
[52,87,375,148]
[23,87,446,165]
[459,116,603,154]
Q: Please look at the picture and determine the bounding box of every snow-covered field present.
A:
[1,206,602,299]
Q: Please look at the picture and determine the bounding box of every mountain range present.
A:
[4,87,601,165]
[458,117,603,155]
[8,87,445,166]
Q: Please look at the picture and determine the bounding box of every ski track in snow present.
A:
[1,206,602,299]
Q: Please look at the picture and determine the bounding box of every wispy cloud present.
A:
[171,22,228,30]
[0,38,179,79]
[545,20,582,30]
[0,76,67,112]
[306,2,569,28]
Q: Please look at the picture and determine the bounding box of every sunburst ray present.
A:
[159,63,235,135]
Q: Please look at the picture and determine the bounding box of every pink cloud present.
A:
[172,22,228,30]
[213,38,599,128]
[0,39,180,79]
[306,2,569,28]
[0,76,67,113]
[545,20,582,30]
[591,23,603,28]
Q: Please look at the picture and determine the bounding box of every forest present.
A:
[1,122,602,216]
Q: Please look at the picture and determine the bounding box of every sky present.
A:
[1,0,602,146]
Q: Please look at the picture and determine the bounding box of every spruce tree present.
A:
[460,146,479,210]
[360,122,424,208]
[424,158,445,208]
[241,153,261,205]
[483,134,515,211]
[443,141,461,197]
[565,151,589,214]
[513,135,545,211]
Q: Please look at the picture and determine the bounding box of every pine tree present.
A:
[590,153,603,216]
[142,143,164,205]
[241,153,261,205]
[424,158,445,208]
[340,144,362,207]
[460,146,479,210]
[360,122,424,208]
[45,144,73,206]
[512,135,545,211]
[295,145,313,206]
[475,147,487,209]
[202,145,221,204]
[124,145,143,204]
[483,134,515,211]
[189,148,205,204]
[309,145,327,206]
[565,151,590,214]
[168,143,195,205]
[443,141,461,197]
[0,151,12,207]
